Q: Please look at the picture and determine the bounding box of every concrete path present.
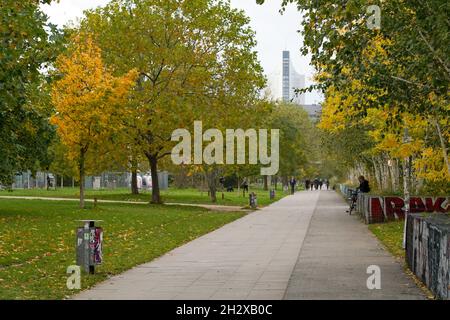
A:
[73,190,425,300]
[74,191,319,300]
[284,191,424,300]
[0,196,245,212]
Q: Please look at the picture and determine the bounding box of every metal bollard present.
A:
[270,189,275,200]
[76,220,103,274]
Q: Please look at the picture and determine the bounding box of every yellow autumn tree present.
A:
[318,34,450,194]
[51,34,137,208]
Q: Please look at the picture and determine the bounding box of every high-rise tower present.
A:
[281,50,305,105]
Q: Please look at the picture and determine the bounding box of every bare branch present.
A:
[417,28,450,79]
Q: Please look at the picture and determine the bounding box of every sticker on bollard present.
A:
[249,192,258,209]
[76,220,103,274]
[270,189,275,200]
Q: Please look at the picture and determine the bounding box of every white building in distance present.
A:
[265,50,321,121]
[282,50,305,105]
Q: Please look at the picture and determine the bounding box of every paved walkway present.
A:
[73,191,425,300]
[284,191,423,299]
[0,196,245,212]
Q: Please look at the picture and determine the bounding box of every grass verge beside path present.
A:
[0,199,245,299]
[0,187,287,207]
[368,221,405,259]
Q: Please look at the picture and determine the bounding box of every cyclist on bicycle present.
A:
[347,176,370,214]
[358,175,370,193]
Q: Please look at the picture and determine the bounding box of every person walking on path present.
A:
[46,175,52,190]
[305,179,310,191]
[325,179,330,190]
[319,179,323,190]
[313,178,319,190]
[241,179,249,196]
[289,177,297,195]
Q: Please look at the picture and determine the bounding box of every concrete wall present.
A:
[406,214,449,300]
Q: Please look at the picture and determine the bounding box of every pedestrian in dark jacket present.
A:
[313,178,319,190]
[305,179,310,190]
[242,179,249,193]
[358,176,370,193]
[289,177,296,195]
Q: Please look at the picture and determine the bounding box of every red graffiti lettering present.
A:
[410,197,426,213]
[385,197,405,220]
[370,197,384,223]
[425,198,447,213]
[366,196,449,224]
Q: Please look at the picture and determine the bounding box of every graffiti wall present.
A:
[360,196,449,224]
[406,214,449,300]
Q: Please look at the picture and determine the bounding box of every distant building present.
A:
[282,51,305,105]
[265,51,322,121]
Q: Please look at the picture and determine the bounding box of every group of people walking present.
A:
[287,177,330,195]
[305,178,329,191]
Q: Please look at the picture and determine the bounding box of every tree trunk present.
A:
[282,176,288,190]
[372,157,381,191]
[393,159,401,193]
[433,117,450,175]
[263,175,268,191]
[205,168,218,203]
[388,158,396,193]
[79,152,86,209]
[379,157,388,191]
[210,186,217,203]
[131,168,139,195]
[147,154,161,204]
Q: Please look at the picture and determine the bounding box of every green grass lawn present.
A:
[368,221,405,259]
[0,186,288,207]
[0,199,245,299]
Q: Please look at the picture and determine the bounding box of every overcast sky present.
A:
[41,0,322,104]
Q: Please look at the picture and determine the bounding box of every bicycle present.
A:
[346,189,359,215]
